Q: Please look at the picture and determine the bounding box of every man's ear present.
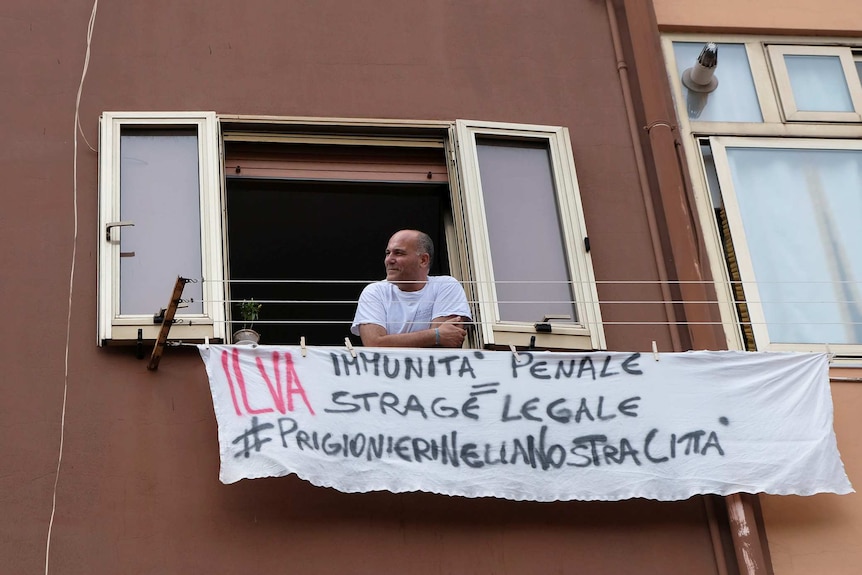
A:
[420,252,431,268]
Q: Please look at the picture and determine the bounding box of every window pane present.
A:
[726,146,862,345]
[475,138,577,324]
[784,55,853,112]
[119,130,203,315]
[673,42,762,122]
[856,60,862,86]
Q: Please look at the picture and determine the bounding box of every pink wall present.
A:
[760,380,862,575]
[654,0,862,34]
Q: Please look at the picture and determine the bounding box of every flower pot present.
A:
[232,328,260,345]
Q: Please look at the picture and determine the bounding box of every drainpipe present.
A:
[609,0,723,351]
[603,0,682,354]
[606,0,770,573]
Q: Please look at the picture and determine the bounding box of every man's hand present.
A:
[358,315,469,348]
[434,316,467,348]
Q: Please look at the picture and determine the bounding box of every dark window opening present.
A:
[226,179,452,345]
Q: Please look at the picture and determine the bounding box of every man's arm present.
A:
[431,277,472,324]
[358,315,466,348]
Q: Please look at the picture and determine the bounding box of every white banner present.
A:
[199,346,853,501]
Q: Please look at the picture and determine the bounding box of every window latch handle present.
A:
[106,221,135,241]
[535,314,572,333]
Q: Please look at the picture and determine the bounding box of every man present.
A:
[351,229,472,348]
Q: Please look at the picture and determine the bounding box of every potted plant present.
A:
[233,299,262,345]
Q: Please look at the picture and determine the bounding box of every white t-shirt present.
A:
[350,276,472,336]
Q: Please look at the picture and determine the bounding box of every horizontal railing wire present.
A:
[159,277,862,328]
[204,278,862,285]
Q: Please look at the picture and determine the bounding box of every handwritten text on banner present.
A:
[198,346,853,501]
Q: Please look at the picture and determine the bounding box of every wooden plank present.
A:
[147,277,187,371]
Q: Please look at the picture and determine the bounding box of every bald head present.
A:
[384,229,434,291]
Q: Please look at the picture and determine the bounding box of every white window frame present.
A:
[767,45,862,122]
[98,114,604,351]
[97,112,225,345]
[454,120,604,350]
[663,34,862,358]
[709,136,862,355]
[662,36,784,133]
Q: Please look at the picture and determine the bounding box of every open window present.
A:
[664,35,862,357]
[455,120,604,350]
[221,123,456,346]
[97,112,224,345]
[706,136,862,353]
[98,114,605,351]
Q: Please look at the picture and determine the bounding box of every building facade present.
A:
[2,1,853,573]
[654,1,862,573]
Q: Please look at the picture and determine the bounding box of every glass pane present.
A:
[673,42,762,122]
[725,146,862,345]
[784,55,853,112]
[120,129,203,315]
[475,138,577,324]
[855,60,862,86]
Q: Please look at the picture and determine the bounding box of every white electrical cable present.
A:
[45,1,98,574]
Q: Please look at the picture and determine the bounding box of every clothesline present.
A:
[198,278,862,285]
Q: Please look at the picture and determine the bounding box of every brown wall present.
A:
[2,1,726,573]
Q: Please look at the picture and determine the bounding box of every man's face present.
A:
[384,231,429,290]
